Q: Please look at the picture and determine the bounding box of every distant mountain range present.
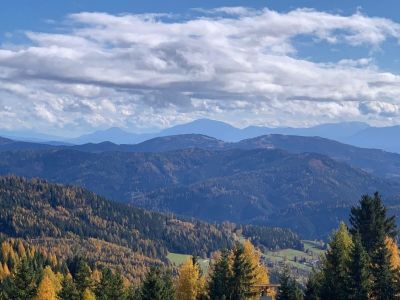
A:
[1,140,400,237]
[2,118,400,153]
[2,133,400,180]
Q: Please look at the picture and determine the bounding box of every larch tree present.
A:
[34,275,57,300]
[319,222,353,300]
[82,288,97,300]
[175,258,203,300]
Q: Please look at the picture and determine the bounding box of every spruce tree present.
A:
[303,270,322,300]
[349,193,399,299]
[208,250,232,300]
[161,270,176,300]
[140,267,167,300]
[348,234,371,300]
[349,193,396,255]
[58,275,80,300]
[95,268,126,300]
[74,260,93,296]
[0,258,39,300]
[276,267,303,300]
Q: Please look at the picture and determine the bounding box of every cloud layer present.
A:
[1,7,400,134]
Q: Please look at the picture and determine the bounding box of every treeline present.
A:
[276,192,400,300]
[241,225,304,251]
[0,238,270,300]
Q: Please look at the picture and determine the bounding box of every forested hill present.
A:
[0,148,398,238]
[0,176,302,279]
[0,176,233,259]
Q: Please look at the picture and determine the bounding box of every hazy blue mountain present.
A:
[0,129,64,143]
[233,134,400,179]
[68,127,154,144]
[159,118,246,141]
[67,119,371,145]
[344,125,400,153]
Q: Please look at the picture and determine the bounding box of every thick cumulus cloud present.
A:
[1,7,400,134]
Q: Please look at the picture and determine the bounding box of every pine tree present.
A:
[95,268,127,300]
[34,275,57,300]
[58,274,80,300]
[348,234,372,300]
[276,267,303,300]
[208,250,232,300]
[230,244,256,300]
[319,223,353,300]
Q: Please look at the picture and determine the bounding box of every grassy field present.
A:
[167,252,210,273]
[263,240,325,284]
[168,240,325,284]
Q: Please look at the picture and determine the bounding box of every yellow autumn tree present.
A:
[34,275,57,300]
[243,240,270,299]
[175,258,205,300]
[82,288,96,300]
[385,236,400,270]
[43,266,62,293]
[2,263,10,277]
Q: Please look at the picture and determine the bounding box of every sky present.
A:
[1,0,400,136]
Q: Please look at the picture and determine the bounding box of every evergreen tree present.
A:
[140,267,167,300]
[319,223,353,300]
[373,239,399,300]
[350,193,396,255]
[230,244,256,300]
[74,260,93,296]
[350,193,399,299]
[208,250,232,300]
[0,258,39,300]
[276,267,303,300]
[348,234,371,300]
[162,270,176,300]
[303,270,322,300]
[95,268,127,300]
[58,275,80,300]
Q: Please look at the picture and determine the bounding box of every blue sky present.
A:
[1,1,400,136]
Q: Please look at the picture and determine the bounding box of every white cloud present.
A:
[1,7,400,134]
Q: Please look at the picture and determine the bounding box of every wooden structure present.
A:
[252,283,280,300]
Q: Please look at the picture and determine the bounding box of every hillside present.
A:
[233,134,400,179]
[0,148,398,238]
[0,176,234,277]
